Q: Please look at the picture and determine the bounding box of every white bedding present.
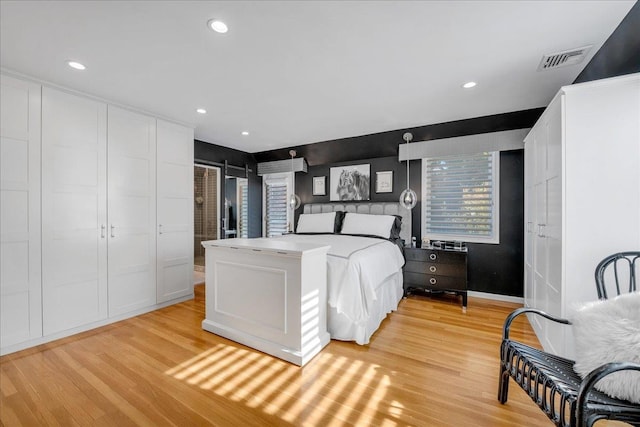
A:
[276,234,405,344]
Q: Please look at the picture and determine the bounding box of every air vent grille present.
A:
[537,45,592,71]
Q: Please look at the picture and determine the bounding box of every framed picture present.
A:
[330,164,370,201]
[312,176,326,196]
[376,171,393,193]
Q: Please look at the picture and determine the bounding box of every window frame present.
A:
[262,172,295,237]
[421,151,500,244]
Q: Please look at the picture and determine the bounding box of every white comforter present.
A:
[276,234,405,325]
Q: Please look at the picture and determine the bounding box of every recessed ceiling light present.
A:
[463,81,477,89]
[208,19,228,34]
[67,61,86,70]
[241,131,249,136]
[196,108,207,114]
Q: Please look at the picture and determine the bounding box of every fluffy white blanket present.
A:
[572,291,640,404]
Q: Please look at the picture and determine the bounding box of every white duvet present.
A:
[276,234,405,326]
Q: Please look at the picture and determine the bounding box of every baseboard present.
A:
[467,291,524,304]
[0,293,194,356]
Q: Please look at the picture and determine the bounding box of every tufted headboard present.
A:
[302,202,412,246]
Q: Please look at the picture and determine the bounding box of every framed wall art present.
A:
[312,176,326,196]
[375,171,393,193]
[330,164,370,201]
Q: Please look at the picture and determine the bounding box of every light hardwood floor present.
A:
[0,286,615,426]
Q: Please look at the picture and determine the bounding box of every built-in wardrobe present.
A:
[523,73,640,359]
[0,74,194,355]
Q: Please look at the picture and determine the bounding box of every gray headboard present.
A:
[302,202,412,245]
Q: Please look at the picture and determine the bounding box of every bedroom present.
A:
[1,1,639,426]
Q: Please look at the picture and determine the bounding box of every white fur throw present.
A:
[572,291,640,404]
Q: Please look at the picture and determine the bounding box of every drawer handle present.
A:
[429,253,437,261]
[429,278,437,285]
[429,266,437,273]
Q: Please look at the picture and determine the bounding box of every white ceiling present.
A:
[1,1,634,153]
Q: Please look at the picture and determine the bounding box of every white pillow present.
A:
[572,291,640,404]
[340,213,396,239]
[296,212,336,233]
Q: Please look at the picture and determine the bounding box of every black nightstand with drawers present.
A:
[403,246,468,311]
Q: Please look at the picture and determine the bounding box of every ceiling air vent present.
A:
[537,45,592,71]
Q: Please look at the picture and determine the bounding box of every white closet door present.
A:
[523,138,535,309]
[107,106,157,316]
[0,75,42,349]
[157,120,194,303]
[42,87,108,335]
[541,99,563,351]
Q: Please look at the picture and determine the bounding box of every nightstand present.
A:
[403,246,468,311]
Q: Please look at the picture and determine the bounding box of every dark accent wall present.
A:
[466,150,524,295]
[574,1,640,84]
[295,155,411,236]
[255,109,544,166]
[295,150,525,297]
[194,140,262,238]
[269,110,543,298]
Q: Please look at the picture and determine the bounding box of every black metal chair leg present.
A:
[498,364,510,403]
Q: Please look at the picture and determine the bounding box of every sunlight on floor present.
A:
[165,343,403,426]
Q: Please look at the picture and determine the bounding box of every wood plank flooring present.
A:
[0,286,621,426]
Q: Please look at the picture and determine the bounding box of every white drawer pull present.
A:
[429,266,437,273]
[429,253,437,260]
[429,278,437,285]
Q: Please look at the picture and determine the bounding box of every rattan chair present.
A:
[498,252,640,427]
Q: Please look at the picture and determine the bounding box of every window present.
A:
[237,178,249,238]
[263,173,294,237]
[422,152,499,244]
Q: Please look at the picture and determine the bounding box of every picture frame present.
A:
[312,176,326,196]
[376,171,393,193]
[330,164,371,201]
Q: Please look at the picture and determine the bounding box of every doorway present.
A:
[194,164,220,272]
[224,176,248,238]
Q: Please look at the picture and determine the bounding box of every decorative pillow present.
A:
[572,291,640,404]
[334,211,346,233]
[390,215,402,240]
[340,213,397,239]
[296,212,337,233]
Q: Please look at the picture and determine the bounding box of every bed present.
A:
[290,202,410,344]
[202,202,409,365]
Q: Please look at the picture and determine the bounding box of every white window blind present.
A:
[238,180,249,238]
[423,152,499,244]
[264,180,288,237]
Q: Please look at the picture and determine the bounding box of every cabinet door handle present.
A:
[429,253,437,261]
[429,266,437,273]
[429,278,437,285]
[110,224,115,238]
[101,224,106,238]
[159,224,163,235]
[526,221,533,233]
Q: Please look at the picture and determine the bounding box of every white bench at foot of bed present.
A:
[201,238,331,366]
